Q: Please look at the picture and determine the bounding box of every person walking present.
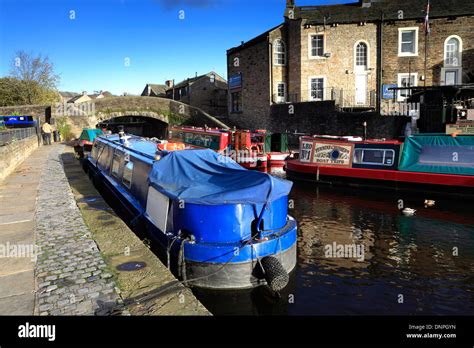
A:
[41,121,53,145]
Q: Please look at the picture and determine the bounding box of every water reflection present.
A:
[289,184,474,315]
[194,171,474,316]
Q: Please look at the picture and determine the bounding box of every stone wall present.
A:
[186,75,228,116]
[0,134,39,182]
[295,21,378,103]
[270,25,288,103]
[382,16,474,88]
[270,101,410,146]
[227,37,272,129]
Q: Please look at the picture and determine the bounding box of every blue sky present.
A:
[0,0,356,95]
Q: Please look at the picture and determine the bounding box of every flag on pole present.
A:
[424,0,431,34]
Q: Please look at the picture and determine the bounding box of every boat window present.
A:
[122,161,133,189]
[111,152,122,178]
[353,149,395,166]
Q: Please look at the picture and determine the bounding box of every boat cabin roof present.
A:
[96,134,162,161]
[303,135,402,145]
[172,126,229,135]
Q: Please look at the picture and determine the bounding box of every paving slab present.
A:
[0,144,54,315]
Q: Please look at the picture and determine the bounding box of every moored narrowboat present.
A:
[168,126,268,170]
[84,132,297,290]
[74,128,104,158]
[168,126,293,170]
[285,134,474,198]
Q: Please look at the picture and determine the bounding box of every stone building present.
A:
[67,91,92,104]
[165,72,228,116]
[226,0,474,130]
[141,84,167,98]
[380,2,474,104]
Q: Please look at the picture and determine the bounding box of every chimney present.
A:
[360,0,371,8]
[82,91,87,96]
[165,80,174,88]
[285,0,295,19]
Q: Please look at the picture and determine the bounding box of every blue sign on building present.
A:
[383,84,397,99]
[229,74,242,90]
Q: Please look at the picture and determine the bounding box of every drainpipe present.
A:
[377,12,384,114]
[285,22,290,103]
[269,37,273,105]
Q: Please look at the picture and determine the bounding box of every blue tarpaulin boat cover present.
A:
[148,149,293,205]
[399,134,474,176]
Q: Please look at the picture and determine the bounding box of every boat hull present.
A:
[184,242,297,289]
[286,160,474,198]
[268,152,290,167]
[85,156,298,289]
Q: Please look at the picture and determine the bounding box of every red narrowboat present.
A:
[285,134,474,199]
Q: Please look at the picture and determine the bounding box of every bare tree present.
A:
[9,51,60,104]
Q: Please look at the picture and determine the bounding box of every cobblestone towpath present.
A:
[34,145,124,315]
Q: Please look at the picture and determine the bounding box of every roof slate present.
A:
[296,0,474,24]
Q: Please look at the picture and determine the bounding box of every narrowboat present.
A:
[264,131,293,167]
[285,133,474,198]
[84,132,297,290]
[74,128,104,158]
[1,115,36,128]
[168,126,268,170]
[168,127,293,170]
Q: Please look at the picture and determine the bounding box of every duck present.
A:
[401,207,416,216]
[424,199,435,208]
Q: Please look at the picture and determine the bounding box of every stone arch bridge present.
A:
[0,96,229,138]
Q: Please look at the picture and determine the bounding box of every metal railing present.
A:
[272,88,377,109]
[0,127,37,146]
[328,88,377,109]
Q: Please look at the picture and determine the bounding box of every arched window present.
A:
[444,36,462,67]
[274,39,286,66]
[355,42,368,70]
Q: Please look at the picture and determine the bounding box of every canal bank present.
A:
[60,146,210,315]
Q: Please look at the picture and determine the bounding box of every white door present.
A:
[355,74,367,105]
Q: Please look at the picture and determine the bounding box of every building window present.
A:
[355,42,368,70]
[276,82,286,103]
[309,77,325,101]
[398,27,419,56]
[310,34,324,58]
[444,70,459,85]
[444,36,462,67]
[231,91,242,112]
[274,39,286,66]
[210,74,216,84]
[397,73,418,101]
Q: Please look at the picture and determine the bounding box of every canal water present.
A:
[193,168,474,315]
